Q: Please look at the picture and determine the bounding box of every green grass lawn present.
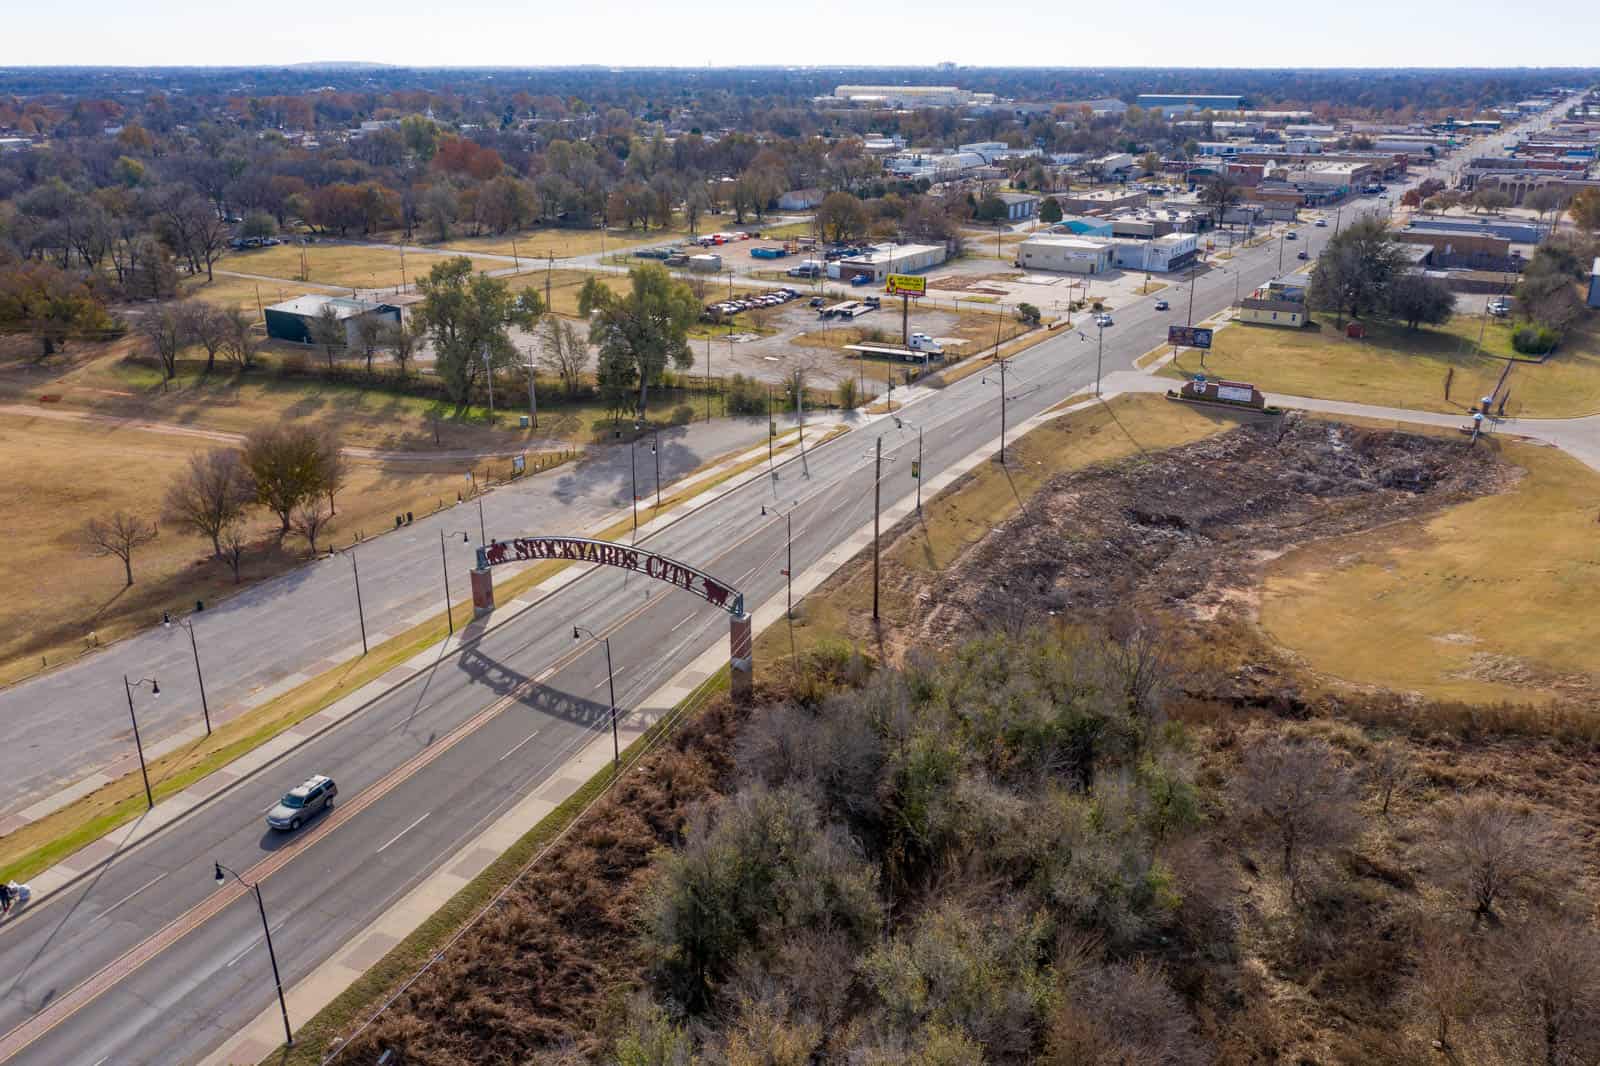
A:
[1161,313,1600,419]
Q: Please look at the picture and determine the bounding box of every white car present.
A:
[1096,313,1114,327]
[1315,218,1328,227]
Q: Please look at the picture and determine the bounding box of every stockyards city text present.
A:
[478,537,743,614]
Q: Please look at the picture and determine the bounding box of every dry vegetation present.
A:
[0,412,493,684]
[302,398,1600,1066]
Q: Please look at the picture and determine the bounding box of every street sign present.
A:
[885,274,926,296]
[512,453,526,474]
[1167,325,1213,349]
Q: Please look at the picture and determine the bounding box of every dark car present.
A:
[265,774,337,831]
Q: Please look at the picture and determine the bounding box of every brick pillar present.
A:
[470,567,496,617]
[729,612,753,702]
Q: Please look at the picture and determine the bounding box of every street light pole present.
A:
[439,530,469,635]
[214,863,293,1048]
[123,674,159,809]
[650,429,661,510]
[162,613,210,735]
[629,434,639,538]
[330,547,368,655]
[1096,322,1106,397]
[482,350,495,420]
[572,626,619,768]
[894,416,924,512]
[762,503,799,664]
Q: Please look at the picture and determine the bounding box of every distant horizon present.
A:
[10,0,1600,70]
[1,62,1596,74]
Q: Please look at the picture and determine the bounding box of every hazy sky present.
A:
[8,0,1600,68]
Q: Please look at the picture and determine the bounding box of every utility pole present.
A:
[767,385,776,478]
[873,436,882,621]
[982,356,1012,463]
[545,252,554,310]
[705,333,712,423]
[526,345,538,428]
[482,349,495,419]
[1095,323,1105,397]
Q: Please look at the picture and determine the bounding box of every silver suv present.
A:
[266,774,337,831]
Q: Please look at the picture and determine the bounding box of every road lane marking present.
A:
[669,613,695,632]
[376,813,431,855]
[99,873,167,919]
[224,919,286,968]
[497,729,541,762]
[534,666,556,683]
[592,666,628,691]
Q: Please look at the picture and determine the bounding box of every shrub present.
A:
[725,373,768,416]
[642,785,881,1013]
[1017,302,1042,326]
[1512,323,1557,355]
[836,376,859,410]
[669,403,694,425]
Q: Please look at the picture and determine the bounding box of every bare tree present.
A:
[137,304,188,383]
[308,302,346,369]
[1231,733,1359,898]
[318,431,347,516]
[162,448,254,557]
[1433,794,1561,926]
[289,500,333,556]
[1512,916,1600,1066]
[382,317,423,379]
[1367,740,1416,817]
[182,303,233,375]
[1046,958,1208,1066]
[355,315,386,375]
[538,315,591,398]
[1409,922,1487,1054]
[222,307,259,368]
[84,511,159,586]
[219,521,248,584]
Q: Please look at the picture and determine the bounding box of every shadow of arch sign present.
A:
[469,536,754,700]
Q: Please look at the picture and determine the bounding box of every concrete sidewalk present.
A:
[6,419,844,907]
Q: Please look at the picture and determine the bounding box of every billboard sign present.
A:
[885,274,926,296]
[477,536,744,615]
[1167,325,1214,349]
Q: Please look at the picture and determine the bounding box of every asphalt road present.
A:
[0,109,1559,1065]
[0,412,784,816]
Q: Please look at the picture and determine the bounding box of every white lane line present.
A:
[497,729,542,762]
[592,666,628,691]
[93,1057,109,1066]
[99,872,167,919]
[670,613,695,632]
[534,666,556,683]
[738,566,757,583]
[375,812,431,855]
[225,920,287,968]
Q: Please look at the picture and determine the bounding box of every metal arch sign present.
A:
[476,537,744,616]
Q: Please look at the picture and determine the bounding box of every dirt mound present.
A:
[920,415,1506,641]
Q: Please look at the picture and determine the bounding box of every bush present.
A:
[1017,302,1042,326]
[836,376,859,410]
[1512,323,1557,355]
[669,403,694,426]
[725,373,768,416]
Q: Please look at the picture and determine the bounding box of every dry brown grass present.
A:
[0,413,498,685]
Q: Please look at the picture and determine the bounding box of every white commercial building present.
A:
[1301,162,1365,186]
[831,85,995,109]
[1016,235,1114,274]
[1107,233,1199,272]
[835,243,948,283]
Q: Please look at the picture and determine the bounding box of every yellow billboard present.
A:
[885,273,926,296]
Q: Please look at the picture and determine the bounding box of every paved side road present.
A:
[0,410,803,819]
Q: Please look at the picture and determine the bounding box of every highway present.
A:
[0,112,1552,1065]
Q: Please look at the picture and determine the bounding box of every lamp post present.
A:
[572,625,619,768]
[648,428,661,510]
[761,503,799,664]
[440,530,470,635]
[123,674,159,810]
[1095,320,1106,395]
[161,612,210,735]
[980,355,1012,464]
[482,350,495,420]
[893,416,924,512]
[213,862,293,1048]
[628,429,639,538]
[329,546,368,655]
